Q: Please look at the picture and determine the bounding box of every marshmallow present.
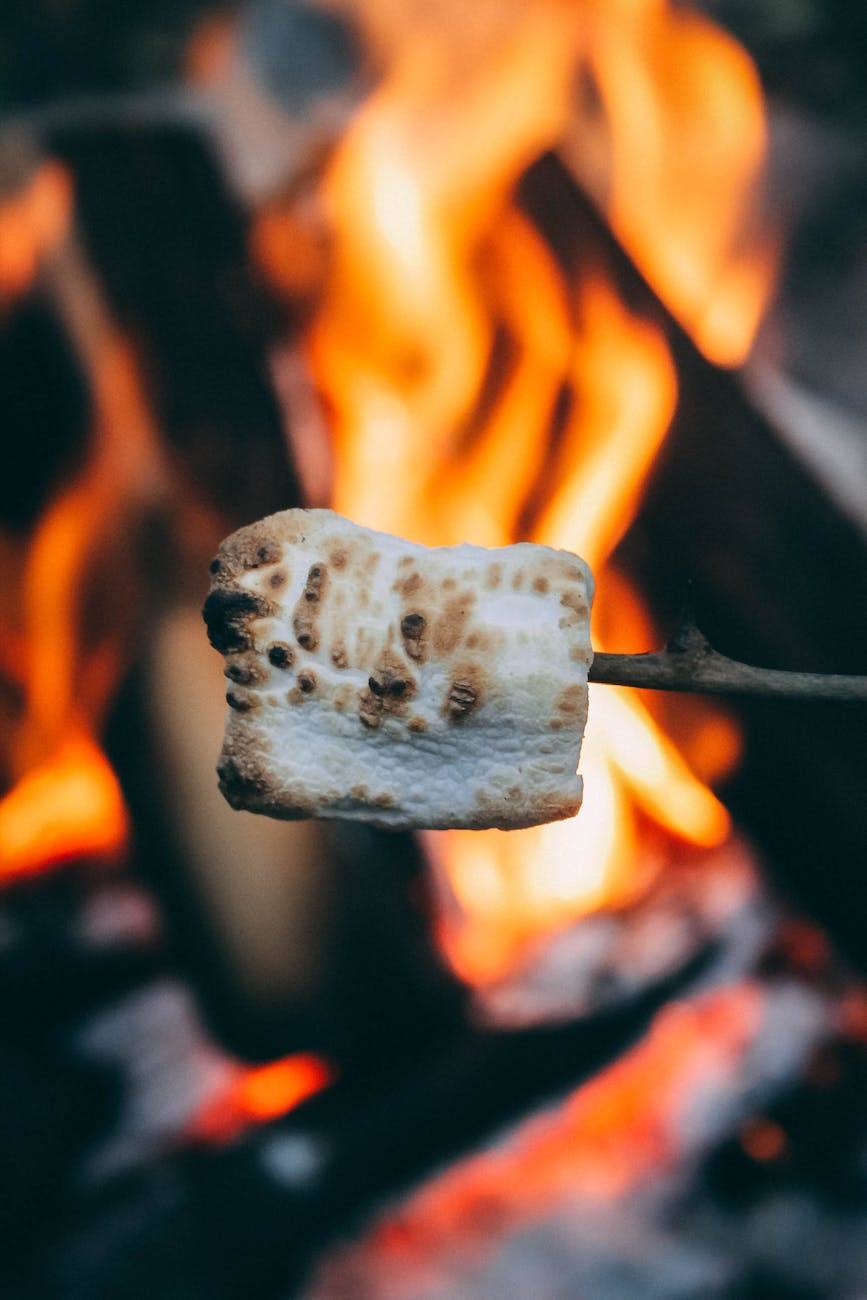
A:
[203,509,593,830]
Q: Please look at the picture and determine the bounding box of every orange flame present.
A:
[0,732,128,880]
[0,161,73,303]
[568,0,776,366]
[309,0,772,982]
[0,184,170,883]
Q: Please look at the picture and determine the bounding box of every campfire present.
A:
[1,1,866,1297]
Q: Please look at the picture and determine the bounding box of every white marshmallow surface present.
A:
[203,509,593,831]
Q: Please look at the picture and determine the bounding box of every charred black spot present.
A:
[388,679,408,698]
[268,642,294,668]
[226,690,252,712]
[297,671,316,693]
[255,543,278,566]
[368,676,385,697]
[202,589,270,654]
[401,613,425,638]
[400,611,427,662]
[225,662,255,685]
[209,557,222,575]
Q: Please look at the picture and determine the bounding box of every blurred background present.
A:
[1,1,866,1296]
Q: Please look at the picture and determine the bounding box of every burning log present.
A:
[204,508,867,832]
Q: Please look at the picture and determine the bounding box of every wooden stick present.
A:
[589,621,867,702]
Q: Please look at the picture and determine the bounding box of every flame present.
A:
[309,0,772,982]
[0,161,73,303]
[568,0,776,366]
[0,187,170,883]
[0,732,128,880]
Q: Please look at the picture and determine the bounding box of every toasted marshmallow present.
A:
[203,509,593,831]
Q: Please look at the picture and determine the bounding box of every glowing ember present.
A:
[308,985,765,1290]
[189,1054,334,1144]
[307,0,770,980]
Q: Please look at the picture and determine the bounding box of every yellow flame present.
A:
[570,0,776,365]
[0,732,128,879]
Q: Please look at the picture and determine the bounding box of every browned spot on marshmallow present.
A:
[358,687,383,729]
[225,655,266,685]
[368,649,416,715]
[464,629,494,653]
[331,643,349,669]
[297,670,317,694]
[570,644,590,663]
[217,751,271,810]
[473,785,579,830]
[329,548,347,569]
[560,588,588,624]
[532,575,550,594]
[445,665,483,721]
[210,524,282,583]
[400,611,427,662]
[394,570,423,598]
[350,784,369,800]
[288,686,306,706]
[485,562,503,589]
[557,684,585,715]
[293,613,318,651]
[373,792,395,808]
[267,642,295,669]
[217,713,312,816]
[398,554,413,569]
[304,563,327,603]
[365,551,381,575]
[442,577,456,592]
[432,592,475,654]
[226,689,256,712]
[268,569,287,591]
[408,716,427,733]
[334,685,354,712]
